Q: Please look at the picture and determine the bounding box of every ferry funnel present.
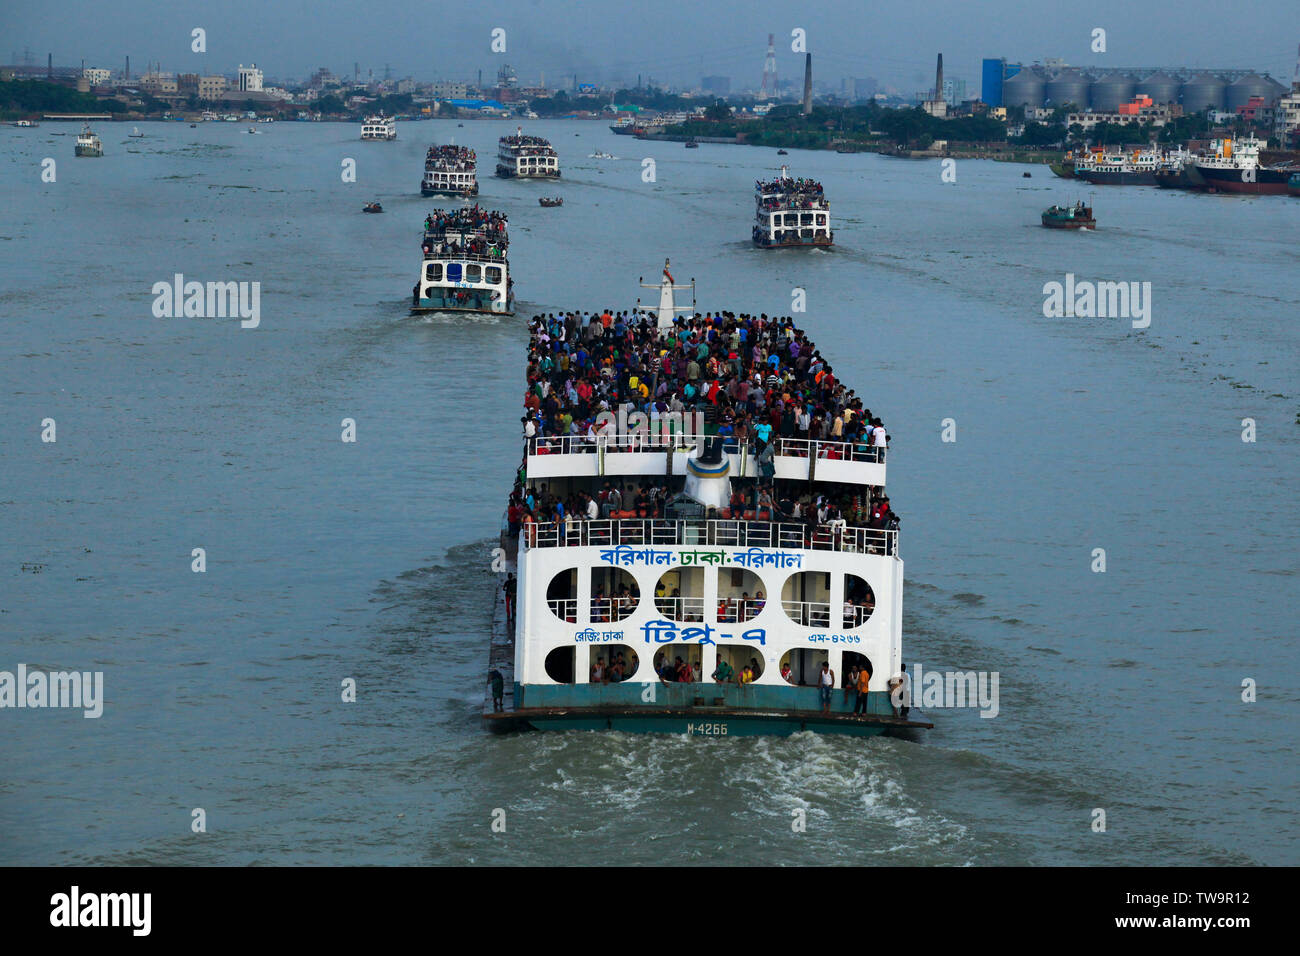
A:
[683,437,731,512]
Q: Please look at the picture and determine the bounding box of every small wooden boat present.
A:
[129,127,144,138]
[1041,202,1095,229]
[538,197,563,207]
[1023,171,1031,177]
[777,149,788,155]
[190,123,197,128]
[684,139,699,149]
[363,201,383,213]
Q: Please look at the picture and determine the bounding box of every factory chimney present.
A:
[125,55,129,81]
[47,52,52,79]
[802,53,812,115]
[935,53,944,101]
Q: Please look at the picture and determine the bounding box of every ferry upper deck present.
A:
[513,309,896,548]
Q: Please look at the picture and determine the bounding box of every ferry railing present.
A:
[782,600,832,628]
[525,518,897,557]
[715,597,767,623]
[652,596,707,622]
[547,598,578,622]
[844,603,875,628]
[421,250,509,265]
[590,595,639,624]
[527,433,885,465]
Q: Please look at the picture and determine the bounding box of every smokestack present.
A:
[47,52,52,79]
[125,55,129,81]
[936,53,944,101]
[802,53,812,115]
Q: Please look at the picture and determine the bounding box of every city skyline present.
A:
[6,0,1298,94]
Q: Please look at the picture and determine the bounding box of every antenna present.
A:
[761,33,777,99]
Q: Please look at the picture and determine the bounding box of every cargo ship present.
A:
[1073,146,1160,186]
[1154,146,1206,190]
[485,262,928,736]
[360,113,397,141]
[496,128,560,179]
[752,166,833,248]
[1193,135,1296,195]
[410,205,513,315]
[421,143,478,197]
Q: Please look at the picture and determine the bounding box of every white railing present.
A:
[527,433,885,464]
[782,600,832,627]
[523,518,898,557]
[547,598,578,622]
[590,595,639,624]
[715,597,767,623]
[652,596,707,622]
[844,603,875,628]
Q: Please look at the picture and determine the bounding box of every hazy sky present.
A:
[6,0,1298,92]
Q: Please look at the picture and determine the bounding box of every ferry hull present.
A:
[753,238,834,249]
[1195,167,1293,195]
[1075,169,1157,186]
[421,185,478,198]
[496,166,561,179]
[1049,161,1076,179]
[522,710,909,737]
[1155,166,1206,189]
[411,301,513,317]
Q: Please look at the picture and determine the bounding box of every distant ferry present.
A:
[12,119,39,128]
[496,128,560,178]
[360,114,397,141]
[753,165,832,248]
[485,262,925,737]
[422,143,478,197]
[74,124,103,158]
[1073,146,1160,186]
[411,205,513,315]
[1192,135,1295,195]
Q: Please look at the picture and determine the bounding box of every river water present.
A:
[1,119,1296,865]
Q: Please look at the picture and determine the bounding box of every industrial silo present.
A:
[1090,73,1136,112]
[1180,74,1227,112]
[1227,74,1279,110]
[1002,68,1045,109]
[1135,71,1180,106]
[1045,69,1091,109]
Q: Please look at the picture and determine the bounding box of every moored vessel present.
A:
[411,205,513,315]
[421,143,478,197]
[360,113,397,141]
[1192,135,1296,195]
[496,128,560,179]
[1041,201,1095,228]
[486,262,927,737]
[1154,146,1205,190]
[1289,173,1300,197]
[1073,146,1160,186]
[753,165,832,248]
[74,124,103,157]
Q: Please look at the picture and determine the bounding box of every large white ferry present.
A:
[496,128,560,179]
[485,262,928,736]
[753,166,832,248]
[74,124,103,158]
[410,205,513,315]
[421,143,478,197]
[360,113,397,141]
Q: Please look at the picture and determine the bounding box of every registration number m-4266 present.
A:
[686,723,728,736]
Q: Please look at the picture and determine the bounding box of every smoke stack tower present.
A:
[761,33,778,99]
[125,55,129,81]
[935,53,944,101]
[802,53,812,114]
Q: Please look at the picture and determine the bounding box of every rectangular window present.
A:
[425,263,442,281]
[485,267,502,285]
[466,264,482,283]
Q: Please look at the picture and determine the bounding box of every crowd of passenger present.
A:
[425,144,476,170]
[505,308,901,541]
[500,133,556,156]
[756,176,827,210]
[421,206,508,257]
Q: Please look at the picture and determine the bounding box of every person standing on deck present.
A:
[854,661,872,715]
[819,661,835,715]
[489,669,505,713]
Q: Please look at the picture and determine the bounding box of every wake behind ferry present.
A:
[411,205,513,315]
[753,166,833,248]
[485,263,927,736]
